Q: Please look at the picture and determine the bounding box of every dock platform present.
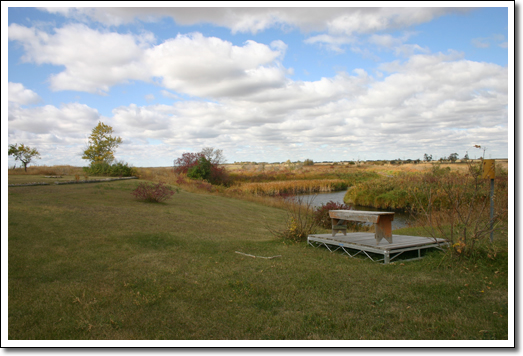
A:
[307,233,449,264]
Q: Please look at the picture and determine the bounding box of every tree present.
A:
[303,159,314,166]
[82,122,122,164]
[174,152,203,175]
[174,147,229,185]
[8,143,41,172]
[448,153,459,163]
[187,156,212,181]
[200,147,226,165]
[423,153,433,162]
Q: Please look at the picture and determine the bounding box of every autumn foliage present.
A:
[174,148,229,185]
[132,181,178,203]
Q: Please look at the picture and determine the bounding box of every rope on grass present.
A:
[235,251,282,259]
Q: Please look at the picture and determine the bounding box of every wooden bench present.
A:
[329,210,395,244]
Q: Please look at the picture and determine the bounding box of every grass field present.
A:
[7,176,510,343]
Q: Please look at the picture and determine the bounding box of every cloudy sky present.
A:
[4,3,513,167]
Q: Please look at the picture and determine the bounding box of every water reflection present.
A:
[296,190,411,230]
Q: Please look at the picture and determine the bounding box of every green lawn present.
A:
[7,178,509,341]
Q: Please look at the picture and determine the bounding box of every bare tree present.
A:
[201,147,226,165]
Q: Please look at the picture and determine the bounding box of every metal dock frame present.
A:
[307,233,449,264]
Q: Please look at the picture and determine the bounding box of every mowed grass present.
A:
[8,178,509,340]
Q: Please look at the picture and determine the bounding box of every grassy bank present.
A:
[7,177,509,341]
[344,165,508,213]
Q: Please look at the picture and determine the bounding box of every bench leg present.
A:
[331,219,347,236]
[375,215,393,244]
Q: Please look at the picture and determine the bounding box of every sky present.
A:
[4,3,513,167]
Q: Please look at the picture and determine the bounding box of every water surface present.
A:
[297,190,411,230]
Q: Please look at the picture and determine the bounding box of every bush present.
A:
[313,200,363,230]
[187,156,212,181]
[303,159,314,166]
[83,161,136,177]
[174,152,202,175]
[131,181,178,203]
[408,161,507,257]
[266,195,317,242]
[174,149,230,186]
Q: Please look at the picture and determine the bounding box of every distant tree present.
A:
[200,147,226,165]
[8,143,41,172]
[82,122,122,164]
[448,153,459,163]
[423,153,433,162]
[303,159,314,166]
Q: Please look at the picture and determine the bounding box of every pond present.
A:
[295,190,412,230]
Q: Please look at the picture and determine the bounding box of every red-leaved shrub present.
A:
[132,181,178,203]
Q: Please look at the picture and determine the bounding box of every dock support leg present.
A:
[384,251,390,264]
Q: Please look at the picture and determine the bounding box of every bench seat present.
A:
[329,210,395,244]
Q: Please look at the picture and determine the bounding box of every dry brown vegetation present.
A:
[8,165,85,177]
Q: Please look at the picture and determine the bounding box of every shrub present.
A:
[266,195,318,242]
[303,159,314,166]
[187,156,212,181]
[408,161,507,257]
[83,161,136,177]
[174,152,202,175]
[209,165,230,186]
[131,181,178,203]
[174,148,230,186]
[313,200,363,230]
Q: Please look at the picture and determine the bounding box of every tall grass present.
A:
[227,166,380,184]
[236,179,348,197]
[8,165,85,176]
[344,164,508,215]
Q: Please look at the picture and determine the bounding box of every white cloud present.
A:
[8,23,153,94]
[161,90,180,100]
[41,7,462,35]
[326,8,454,36]
[7,48,508,166]
[7,8,508,166]
[8,82,41,105]
[8,102,102,136]
[145,33,287,98]
[33,7,477,76]
[304,34,356,53]
[472,34,506,49]
[9,25,287,98]
[100,52,506,163]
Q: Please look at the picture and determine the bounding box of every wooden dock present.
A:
[307,232,449,264]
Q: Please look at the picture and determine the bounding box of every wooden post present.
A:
[482,159,495,242]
